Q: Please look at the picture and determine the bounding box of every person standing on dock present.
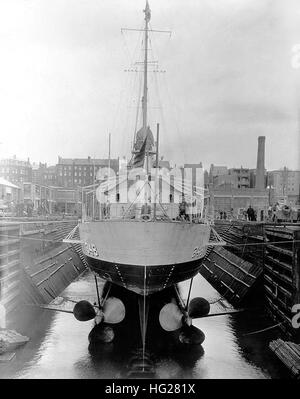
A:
[105,198,111,219]
[179,197,188,220]
[246,205,255,221]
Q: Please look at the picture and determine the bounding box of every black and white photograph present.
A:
[0,0,299,385]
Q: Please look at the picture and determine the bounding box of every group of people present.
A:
[219,211,228,220]
[217,207,256,221]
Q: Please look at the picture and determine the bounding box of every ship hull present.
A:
[79,220,210,295]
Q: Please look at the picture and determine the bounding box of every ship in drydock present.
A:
[77,1,211,297]
[62,1,227,353]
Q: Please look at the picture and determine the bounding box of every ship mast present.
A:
[142,0,151,130]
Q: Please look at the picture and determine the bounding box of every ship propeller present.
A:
[73,300,96,322]
[100,297,126,324]
[159,297,211,332]
[188,297,210,319]
[159,303,183,331]
[73,297,126,325]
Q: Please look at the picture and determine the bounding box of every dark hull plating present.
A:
[85,254,205,295]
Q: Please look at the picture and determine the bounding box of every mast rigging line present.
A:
[121,180,148,219]
[118,24,144,154]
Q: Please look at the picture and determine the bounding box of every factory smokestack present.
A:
[255,136,265,190]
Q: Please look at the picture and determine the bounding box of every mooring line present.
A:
[243,321,284,336]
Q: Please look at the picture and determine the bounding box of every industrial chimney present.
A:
[255,136,265,190]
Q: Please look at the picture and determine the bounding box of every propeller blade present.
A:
[73,300,96,321]
[179,325,205,345]
[188,297,210,319]
[88,325,115,343]
[102,297,125,324]
[159,303,183,331]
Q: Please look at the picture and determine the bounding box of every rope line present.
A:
[243,321,284,336]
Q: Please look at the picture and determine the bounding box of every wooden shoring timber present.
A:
[269,339,300,377]
[263,226,300,338]
[200,245,262,304]
[213,221,265,265]
[0,223,21,313]
[292,230,300,307]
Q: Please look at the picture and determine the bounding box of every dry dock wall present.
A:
[264,226,300,338]
[201,221,264,306]
[0,222,21,314]
[0,220,87,319]
[211,221,300,338]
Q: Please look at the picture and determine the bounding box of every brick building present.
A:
[268,168,300,205]
[56,157,119,188]
[0,156,32,185]
[210,166,251,189]
[32,163,57,186]
[208,186,269,220]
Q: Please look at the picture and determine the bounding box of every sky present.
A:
[0,0,299,171]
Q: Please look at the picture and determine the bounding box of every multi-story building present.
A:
[56,157,119,188]
[0,177,21,209]
[54,187,82,215]
[32,162,57,186]
[210,166,250,189]
[22,182,56,214]
[0,156,32,185]
[228,167,251,189]
[209,164,228,184]
[208,186,269,220]
[268,168,300,205]
[22,182,81,215]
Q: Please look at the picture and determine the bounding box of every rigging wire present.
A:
[121,180,148,219]
[117,23,144,156]
[146,181,171,220]
[132,71,143,151]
